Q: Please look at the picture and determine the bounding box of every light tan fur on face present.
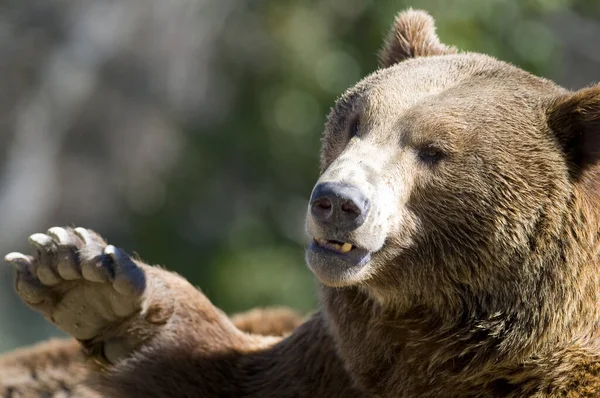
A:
[307,138,399,253]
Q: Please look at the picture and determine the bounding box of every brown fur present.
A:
[0,339,94,397]
[229,307,305,337]
[0,308,303,397]
[378,8,457,68]
[7,8,600,397]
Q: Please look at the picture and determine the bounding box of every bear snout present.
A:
[309,182,370,232]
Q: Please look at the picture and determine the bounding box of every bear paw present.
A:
[5,227,145,344]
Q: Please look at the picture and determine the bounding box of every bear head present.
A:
[305,9,600,329]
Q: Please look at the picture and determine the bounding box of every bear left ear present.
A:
[547,85,600,175]
[378,9,457,68]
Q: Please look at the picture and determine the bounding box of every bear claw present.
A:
[47,226,71,244]
[28,233,54,250]
[4,252,32,271]
[5,227,146,341]
[74,227,100,246]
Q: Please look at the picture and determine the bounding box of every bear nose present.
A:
[310,182,370,230]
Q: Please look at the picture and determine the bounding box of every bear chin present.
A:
[305,239,372,286]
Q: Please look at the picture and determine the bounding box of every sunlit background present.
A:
[1,0,599,353]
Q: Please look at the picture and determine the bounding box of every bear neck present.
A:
[319,186,600,397]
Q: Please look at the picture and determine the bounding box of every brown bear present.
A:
[5,7,600,397]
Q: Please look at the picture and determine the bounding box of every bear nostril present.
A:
[314,198,332,210]
[340,200,360,220]
[311,197,334,221]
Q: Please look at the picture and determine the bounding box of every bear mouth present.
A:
[306,236,372,287]
[313,237,354,254]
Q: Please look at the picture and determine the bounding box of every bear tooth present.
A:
[340,243,353,253]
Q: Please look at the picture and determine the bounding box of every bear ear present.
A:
[547,85,600,176]
[378,9,457,68]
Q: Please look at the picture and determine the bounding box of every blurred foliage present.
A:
[0,0,599,352]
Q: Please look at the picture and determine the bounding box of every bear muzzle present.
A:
[305,182,376,286]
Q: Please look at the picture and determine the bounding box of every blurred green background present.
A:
[0,0,599,352]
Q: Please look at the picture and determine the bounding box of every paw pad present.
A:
[4,227,146,340]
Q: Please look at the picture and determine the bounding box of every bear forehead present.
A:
[332,52,563,131]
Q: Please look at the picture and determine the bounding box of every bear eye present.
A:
[349,118,360,138]
[418,145,445,164]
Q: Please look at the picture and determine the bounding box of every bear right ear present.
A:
[547,85,600,177]
[378,9,457,68]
